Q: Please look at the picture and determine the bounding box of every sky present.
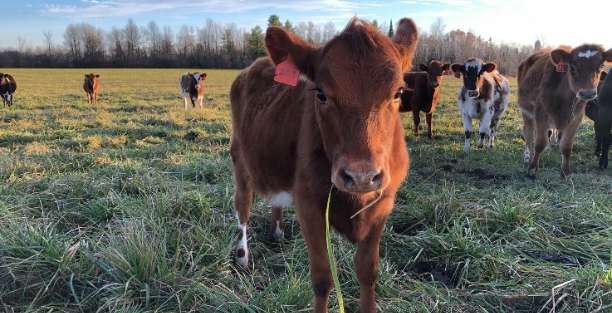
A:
[3,0,612,49]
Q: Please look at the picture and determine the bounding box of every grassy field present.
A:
[0,68,610,313]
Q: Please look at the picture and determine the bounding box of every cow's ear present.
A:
[483,62,496,73]
[419,64,428,71]
[601,71,608,81]
[84,74,89,78]
[202,73,208,79]
[266,26,318,79]
[393,18,419,71]
[603,48,612,62]
[95,74,100,78]
[551,48,571,65]
[442,63,451,71]
[451,64,464,78]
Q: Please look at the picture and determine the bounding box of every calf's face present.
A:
[266,18,418,193]
[551,45,612,101]
[451,59,496,98]
[420,61,450,89]
[84,74,100,87]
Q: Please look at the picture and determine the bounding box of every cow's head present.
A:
[419,60,450,89]
[550,45,612,101]
[193,73,207,90]
[451,59,496,98]
[266,18,418,194]
[0,73,5,85]
[84,73,100,82]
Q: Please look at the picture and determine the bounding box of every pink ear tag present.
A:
[556,62,568,73]
[274,58,301,87]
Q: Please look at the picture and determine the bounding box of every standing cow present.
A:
[400,60,451,138]
[83,73,100,105]
[518,45,612,178]
[451,59,510,152]
[230,18,417,313]
[0,73,17,107]
[585,70,612,168]
[179,73,207,109]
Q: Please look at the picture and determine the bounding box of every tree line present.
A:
[1,16,537,75]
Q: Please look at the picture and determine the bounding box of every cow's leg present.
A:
[355,217,386,313]
[478,105,494,149]
[522,114,535,165]
[559,119,581,178]
[270,206,284,241]
[462,112,473,153]
[297,200,332,313]
[412,108,420,137]
[527,121,549,178]
[426,113,433,139]
[597,118,611,169]
[594,120,602,157]
[232,157,253,267]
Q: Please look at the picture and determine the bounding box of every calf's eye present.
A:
[314,87,327,102]
[394,88,404,99]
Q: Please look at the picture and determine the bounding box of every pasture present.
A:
[0,68,610,313]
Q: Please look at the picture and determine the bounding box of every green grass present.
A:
[0,68,610,312]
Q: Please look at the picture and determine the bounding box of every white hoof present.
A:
[272,221,284,242]
[236,223,249,267]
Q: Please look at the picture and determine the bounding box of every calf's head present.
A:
[84,73,100,87]
[550,45,612,101]
[420,60,450,88]
[451,59,496,98]
[266,18,418,193]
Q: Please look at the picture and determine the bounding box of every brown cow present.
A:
[230,18,417,313]
[83,73,100,105]
[179,72,207,109]
[400,60,450,138]
[518,45,612,178]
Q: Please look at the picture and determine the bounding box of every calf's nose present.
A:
[467,90,480,98]
[339,168,383,192]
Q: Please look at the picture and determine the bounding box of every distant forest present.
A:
[0,15,539,75]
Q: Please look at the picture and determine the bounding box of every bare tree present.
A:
[43,31,53,55]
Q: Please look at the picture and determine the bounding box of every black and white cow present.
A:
[0,73,17,107]
[451,59,510,153]
[179,72,207,109]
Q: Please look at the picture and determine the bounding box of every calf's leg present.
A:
[462,112,473,153]
[412,108,420,137]
[522,113,535,165]
[355,218,386,313]
[270,206,284,241]
[478,106,494,149]
[426,113,433,139]
[598,118,611,169]
[528,121,549,178]
[559,118,581,178]
[231,155,254,267]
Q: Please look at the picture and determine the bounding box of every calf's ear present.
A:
[419,64,428,71]
[550,48,571,65]
[451,64,464,78]
[483,62,496,73]
[601,71,608,81]
[266,27,318,79]
[393,18,419,71]
[603,48,612,62]
[442,63,451,72]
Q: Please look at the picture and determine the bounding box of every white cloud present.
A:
[43,0,379,18]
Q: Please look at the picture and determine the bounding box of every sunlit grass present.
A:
[0,68,610,312]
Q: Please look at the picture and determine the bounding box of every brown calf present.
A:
[83,73,100,105]
[518,45,612,178]
[230,18,417,313]
[179,72,207,109]
[400,60,450,138]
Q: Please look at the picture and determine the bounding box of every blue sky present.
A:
[3,0,612,49]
